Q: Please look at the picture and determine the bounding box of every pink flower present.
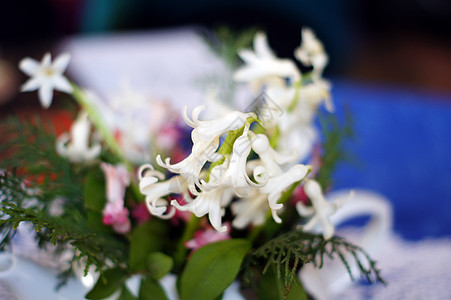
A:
[100,162,131,233]
[185,224,231,251]
[102,201,131,234]
[292,185,310,206]
[131,202,151,224]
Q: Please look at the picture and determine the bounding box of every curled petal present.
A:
[260,164,311,210]
[299,179,350,240]
[182,105,205,128]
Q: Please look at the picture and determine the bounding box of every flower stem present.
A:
[174,214,202,269]
[70,83,141,199]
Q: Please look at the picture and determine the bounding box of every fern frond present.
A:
[251,230,385,289]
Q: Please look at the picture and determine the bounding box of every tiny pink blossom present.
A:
[100,162,131,233]
[185,224,231,251]
[102,200,131,234]
[131,202,151,224]
[292,186,309,206]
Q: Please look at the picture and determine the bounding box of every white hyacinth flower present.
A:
[234,32,300,89]
[201,127,257,197]
[156,139,221,195]
[138,164,188,219]
[171,164,234,232]
[260,164,311,218]
[297,80,334,114]
[56,111,101,163]
[183,105,255,157]
[294,28,329,79]
[250,133,296,177]
[296,179,350,240]
[19,52,73,109]
[231,189,268,229]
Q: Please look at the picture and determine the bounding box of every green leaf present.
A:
[118,285,138,300]
[129,221,167,272]
[147,252,174,280]
[180,239,251,300]
[84,169,106,212]
[139,275,169,300]
[86,210,112,233]
[258,264,307,300]
[85,268,128,299]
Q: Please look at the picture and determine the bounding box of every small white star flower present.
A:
[56,111,101,163]
[296,179,350,240]
[19,52,73,109]
[234,32,300,89]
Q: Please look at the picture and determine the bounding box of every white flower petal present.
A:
[299,179,347,240]
[53,76,73,94]
[38,84,54,109]
[254,32,275,59]
[55,111,101,163]
[52,53,71,73]
[19,58,40,76]
[21,77,42,92]
[41,52,52,67]
[237,49,259,65]
[260,164,311,208]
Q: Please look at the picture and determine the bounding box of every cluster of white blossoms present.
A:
[139,105,311,232]
[138,28,347,237]
[234,28,333,163]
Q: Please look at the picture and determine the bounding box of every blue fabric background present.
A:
[330,80,451,240]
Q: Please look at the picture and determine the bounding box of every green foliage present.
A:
[118,285,138,300]
[139,275,169,300]
[250,230,385,291]
[84,169,107,212]
[0,117,127,285]
[85,268,128,299]
[316,109,354,189]
[0,116,84,207]
[257,263,307,300]
[147,252,173,280]
[128,221,168,272]
[205,26,259,68]
[179,239,251,300]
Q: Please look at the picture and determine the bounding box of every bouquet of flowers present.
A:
[0,28,384,299]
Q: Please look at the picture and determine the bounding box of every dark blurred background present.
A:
[1,0,450,98]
